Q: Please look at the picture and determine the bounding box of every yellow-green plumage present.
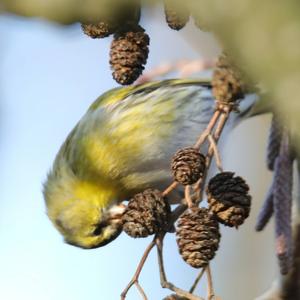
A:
[44,79,250,249]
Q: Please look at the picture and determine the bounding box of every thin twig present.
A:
[121,204,188,300]
[207,134,223,172]
[185,185,194,208]
[189,268,206,294]
[121,106,231,300]
[159,106,231,298]
[135,63,174,84]
[206,264,215,300]
[156,235,205,300]
[207,108,231,161]
[162,109,223,199]
[162,181,178,197]
[135,59,215,85]
[135,282,148,300]
[121,238,156,300]
[178,59,216,78]
[169,204,188,224]
[194,110,221,150]
[193,108,231,204]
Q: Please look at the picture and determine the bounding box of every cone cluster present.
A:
[81,2,209,85]
[110,25,149,85]
[81,2,140,39]
[176,207,221,268]
[207,172,251,227]
[122,189,170,238]
[171,147,206,185]
[81,1,147,85]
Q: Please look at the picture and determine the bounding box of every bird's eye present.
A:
[92,222,108,236]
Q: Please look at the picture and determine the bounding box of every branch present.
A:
[163,106,230,203]
[135,58,215,85]
[194,105,231,201]
[121,238,156,300]
[156,235,205,300]
[189,269,206,294]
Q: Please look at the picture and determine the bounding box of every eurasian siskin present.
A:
[43,79,259,249]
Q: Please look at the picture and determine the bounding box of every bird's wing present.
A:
[63,79,215,195]
[87,79,211,110]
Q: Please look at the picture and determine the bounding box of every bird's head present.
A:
[43,166,125,249]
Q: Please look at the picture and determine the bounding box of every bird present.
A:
[43,79,260,249]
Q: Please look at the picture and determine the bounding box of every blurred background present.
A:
[0,6,277,300]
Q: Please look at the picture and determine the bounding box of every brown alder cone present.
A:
[122,189,170,238]
[110,24,149,85]
[171,147,206,185]
[81,22,116,38]
[212,53,254,105]
[81,1,141,39]
[164,0,190,30]
[207,172,251,227]
[176,207,221,268]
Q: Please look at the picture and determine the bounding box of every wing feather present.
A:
[59,80,214,193]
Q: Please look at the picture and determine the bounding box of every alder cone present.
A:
[176,207,221,268]
[122,189,170,238]
[110,24,149,85]
[81,2,141,39]
[164,0,190,30]
[171,147,206,185]
[207,172,251,227]
[212,53,252,105]
[81,22,116,38]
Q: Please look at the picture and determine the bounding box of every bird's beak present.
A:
[108,203,126,224]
